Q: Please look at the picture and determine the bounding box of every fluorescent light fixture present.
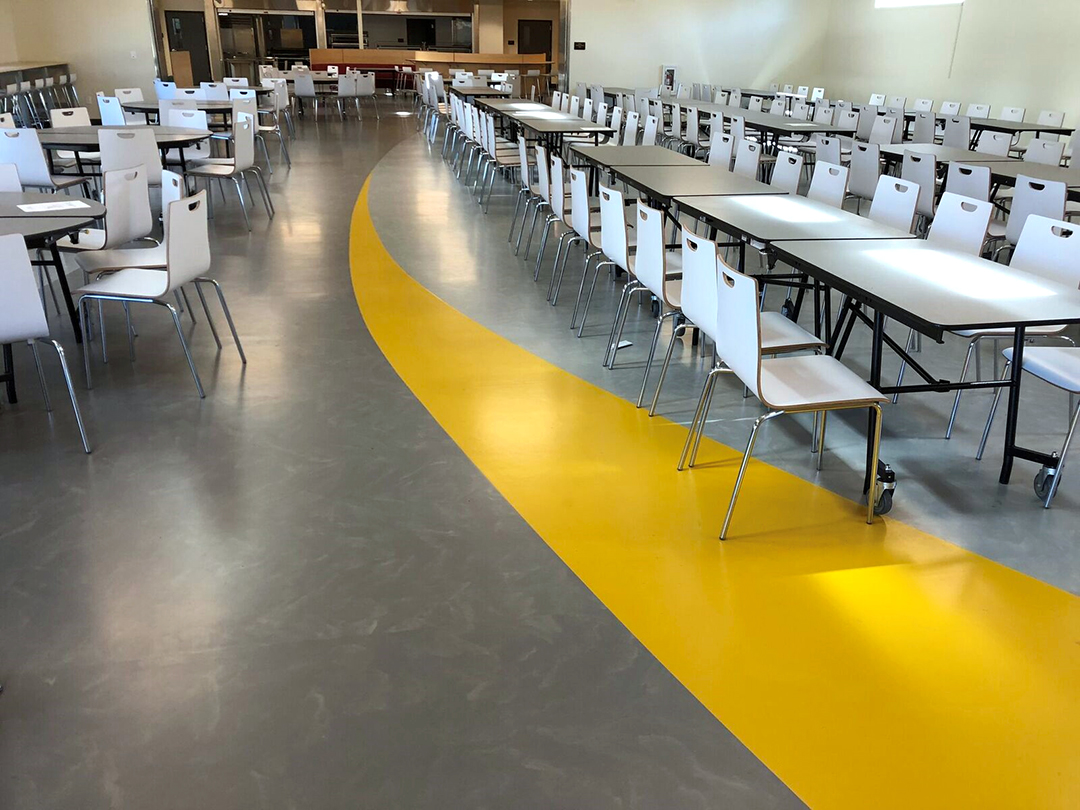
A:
[875,0,962,7]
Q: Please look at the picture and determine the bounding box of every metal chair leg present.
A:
[637,310,677,407]
[43,339,91,453]
[198,277,246,364]
[232,178,252,231]
[165,302,205,398]
[649,323,687,416]
[30,340,51,410]
[1043,400,1080,507]
[721,410,784,539]
[976,361,1011,460]
[193,280,223,349]
[946,337,979,439]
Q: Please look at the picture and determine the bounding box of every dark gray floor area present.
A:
[370,134,1080,595]
[0,106,805,808]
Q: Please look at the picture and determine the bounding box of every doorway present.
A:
[165,10,212,85]
[517,19,553,63]
[406,18,436,50]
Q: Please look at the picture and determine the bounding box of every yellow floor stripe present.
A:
[350,181,1080,809]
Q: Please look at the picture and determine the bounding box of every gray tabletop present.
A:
[880,143,1017,164]
[569,144,702,167]
[901,111,1073,137]
[39,125,212,150]
[613,165,787,200]
[122,99,234,115]
[674,194,918,243]
[0,192,105,219]
[771,238,1080,338]
[449,86,511,98]
[0,214,96,241]
[603,86,635,96]
[971,160,1080,188]
[477,98,548,112]
[662,99,855,137]
[726,88,777,99]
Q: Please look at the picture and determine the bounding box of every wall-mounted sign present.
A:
[574,41,586,50]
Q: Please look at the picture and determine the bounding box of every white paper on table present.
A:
[17,200,92,213]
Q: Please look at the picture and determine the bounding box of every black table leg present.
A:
[2,343,16,403]
[999,325,1026,484]
[865,309,886,494]
[49,243,82,343]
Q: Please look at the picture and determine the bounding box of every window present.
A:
[875,0,962,7]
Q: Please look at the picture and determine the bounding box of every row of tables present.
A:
[566,143,1080,499]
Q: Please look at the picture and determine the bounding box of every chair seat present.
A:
[186,162,240,178]
[77,267,169,300]
[759,354,887,411]
[55,228,106,252]
[1003,346,1080,393]
[761,312,827,353]
[57,150,100,162]
[76,244,166,274]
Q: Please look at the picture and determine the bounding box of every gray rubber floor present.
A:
[0,104,807,808]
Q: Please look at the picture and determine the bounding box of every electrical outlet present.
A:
[130,51,137,60]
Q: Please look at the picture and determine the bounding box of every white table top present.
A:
[880,143,1017,164]
[613,165,788,199]
[674,194,918,243]
[570,144,702,167]
[772,238,1080,338]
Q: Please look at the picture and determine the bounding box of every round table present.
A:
[121,100,239,123]
[0,191,105,220]
[38,125,212,175]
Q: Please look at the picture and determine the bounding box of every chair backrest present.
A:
[868,176,918,233]
[154,79,177,100]
[730,114,746,142]
[356,74,376,96]
[295,74,316,98]
[0,113,14,129]
[516,135,531,192]
[609,105,623,135]
[676,84,690,100]
[849,142,881,200]
[229,88,257,101]
[791,100,810,121]
[964,102,990,118]
[901,150,938,218]
[115,87,144,103]
[942,116,971,149]
[733,139,761,179]
[771,151,803,193]
[166,191,211,290]
[1025,138,1066,165]
[0,128,51,186]
[708,133,735,169]
[685,105,699,140]
[178,86,206,101]
[581,97,594,122]
[811,87,825,102]
[50,107,91,128]
[1000,106,1026,123]
[200,82,229,101]
[224,77,249,87]
[635,201,675,303]
[714,262,763,399]
[598,183,630,272]
[855,106,878,140]
[868,93,886,106]
[975,130,1011,156]
[550,154,567,220]
[747,96,764,113]
[1006,176,1067,246]
[101,166,153,249]
[813,104,834,125]
[945,162,991,201]
[913,98,934,112]
[0,233,49,343]
[0,162,20,191]
[594,101,608,125]
[160,98,197,120]
[568,95,581,116]
[98,127,162,185]
[161,169,184,231]
[807,161,848,208]
[782,84,794,94]
[97,95,127,126]
[641,114,659,146]
[680,230,720,341]
[569,166,592,239]
[797,85,809,97]
[622,110,639,145]
[809,134,838,166]
[1010,215,1080,288]
[911,110,935,144]
[728,89,742,107]
[887,95,907,110]
[560,93,571,113]
[667,103,682,138]
[927,192,992,255]
[769,98,786,116]
[551,90,562,110]
[534,143,550,202]
[940,101,961,116]
[336,75,355,97]
[869,114,898,145]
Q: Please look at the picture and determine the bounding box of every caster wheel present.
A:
[874,487,894,516]
[1034,465,1056,500]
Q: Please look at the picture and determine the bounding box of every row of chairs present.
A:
[0,74,81,128]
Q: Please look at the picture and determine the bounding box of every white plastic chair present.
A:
[294,73,320,118]
[867,176,918,233]
[986,176,1067,258]
[355,73,380,119]
[847,142,880,212]
[0,128,86,193]
[0,162,20,190]
[641,114,659,147]
[927,192,993,254]
[975,131,1011,156]
[771,151,803,194]
[913,98,934,112]
[622,110,639,146]
[911,110,936,144]
[807,162,848,209]
[1000,106,1026,123]
[708,133,735,169]
[964,103,990,118]
[98,128,162,188]
[97,96,127,127]
[942,116,971,149]
[200,82,229,101]
[224,77,249,88]
[165,108,213,163]
[945,162,991,202]
[901,150,938,226]
[868,93,886,106]
[633,201,684,405]
[680,255,884,538]
[50,107,100,163]
[186,113,274,231]
[76,191,245,398]
[1025,138,1066,166]
[114,87,145,124]
[869,115,899,145]
[0,233,89,452]
[154,80,177,100]
[56,166,153,258]
[733,140,761,179]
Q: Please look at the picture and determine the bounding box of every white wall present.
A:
[10,0,158,112]
[822,0,1080,118]
[0,1,18,63]
[568,0,831,90]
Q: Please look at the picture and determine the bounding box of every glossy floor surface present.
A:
[1,107,804,808]
[1,101,1077,809]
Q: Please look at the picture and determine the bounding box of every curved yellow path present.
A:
[350,179,1080,809]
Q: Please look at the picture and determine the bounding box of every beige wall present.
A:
[822,0,1080,118]
[473,0,504,53]
[10,0,158,114]
[567,0,830,90]
[503,0,559,73]
[0,1,18,63]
